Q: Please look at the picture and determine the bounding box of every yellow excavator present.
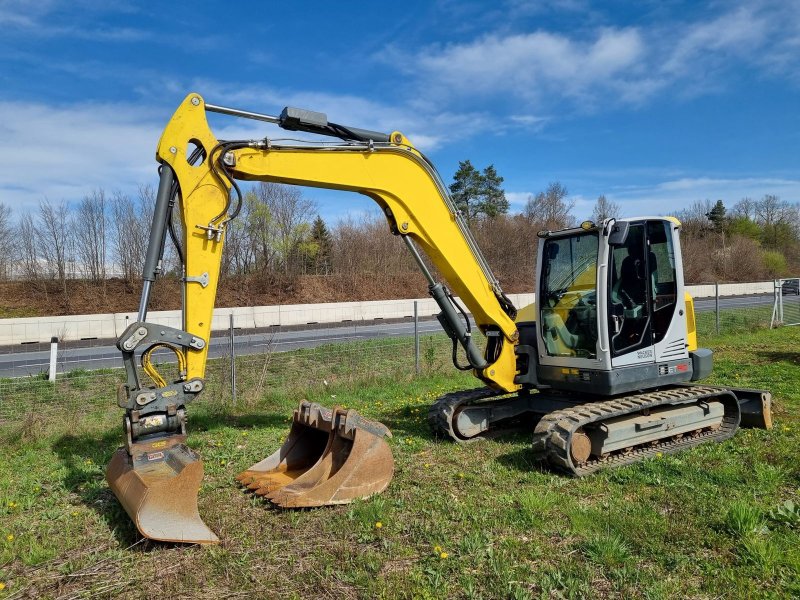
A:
[107,93,772,544]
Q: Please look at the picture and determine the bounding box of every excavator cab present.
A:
[535,217,697,396]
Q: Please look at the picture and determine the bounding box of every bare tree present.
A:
[0,203,14,280]
[731,197,756,220]
[74,190,107,284]
[676,199,714,236]
[110,189,153,283]
[257,183,316,274]
[524,182,575,230]
[36,199,73,294]
[16,213,46,297]
[590,194,621,223]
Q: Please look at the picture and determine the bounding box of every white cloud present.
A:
[0,88,500,218]
[607,176,800,216]
[384,2,800,111]
[0,101,161,213]
[403,27,644,105]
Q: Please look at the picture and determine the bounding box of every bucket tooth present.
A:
[236,402,335,495]
[106,438,218,544]
[267,408,394,508]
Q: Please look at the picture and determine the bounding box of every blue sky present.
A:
[1,0,799,224]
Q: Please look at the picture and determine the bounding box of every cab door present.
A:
[608,221,655,367]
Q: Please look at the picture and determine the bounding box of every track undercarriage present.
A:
[428,385,772,476]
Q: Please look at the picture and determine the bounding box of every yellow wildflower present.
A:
[6,534,13,542]
[434,545,442,553]
[458,472,465,478]
[440,552,449,559]
[0,582,6,591]
[375,522,383,529]
[655,452,663,458]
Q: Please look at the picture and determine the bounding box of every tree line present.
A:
[0,162,796,306]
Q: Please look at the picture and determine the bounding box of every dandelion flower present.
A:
[434,545,442,553]
[655,452,663,458]
[375,522,383,529]
[6,534,13,542]
[0,582,6,591]
[440,552,448,559]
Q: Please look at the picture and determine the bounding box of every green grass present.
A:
[0,327,799,598]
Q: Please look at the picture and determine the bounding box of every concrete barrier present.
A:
[0,284,774,346]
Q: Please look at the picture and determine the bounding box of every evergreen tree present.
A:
[449,160,508,223]
[309,215,333,274]
[706,199,727,231]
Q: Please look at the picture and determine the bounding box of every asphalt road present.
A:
[0,293,781,378]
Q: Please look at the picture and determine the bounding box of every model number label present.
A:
[636,349,654,359]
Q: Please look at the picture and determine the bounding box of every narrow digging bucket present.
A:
[236,402,335,496]
[267,407,394,508]
[106,437,219,544]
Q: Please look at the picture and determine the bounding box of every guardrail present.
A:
[0,281,776,346]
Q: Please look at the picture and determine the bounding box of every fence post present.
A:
[414,300,420,375]
[715,282,720,335]
[48,336,58,382]
[230,313,237,402]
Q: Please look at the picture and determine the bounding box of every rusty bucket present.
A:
[236,402,335,495]
[106,436,219,544]
[237,401,394,507]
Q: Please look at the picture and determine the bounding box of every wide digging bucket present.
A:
[236,402,335,496]
[268,407,394,508]
[106,436,219,544]
[237,401,394,507]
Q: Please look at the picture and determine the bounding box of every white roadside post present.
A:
[48,336,58,382]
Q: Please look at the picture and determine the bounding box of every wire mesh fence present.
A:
[0,281,792,425]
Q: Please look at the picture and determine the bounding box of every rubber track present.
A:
[531,385,740,476]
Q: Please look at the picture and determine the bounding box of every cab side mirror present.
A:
[608,220,629,246]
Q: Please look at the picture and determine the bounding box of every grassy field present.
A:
[0,326,798,599]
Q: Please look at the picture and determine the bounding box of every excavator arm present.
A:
[157,93,521,392]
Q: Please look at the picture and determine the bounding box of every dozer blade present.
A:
[238,401,394,507]
[730,387,773,430]
[236,402,334,495]
[106,436,219,544]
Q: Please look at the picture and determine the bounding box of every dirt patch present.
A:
[0,271,513,317]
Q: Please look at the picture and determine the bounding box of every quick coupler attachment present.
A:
[237,401,394,508]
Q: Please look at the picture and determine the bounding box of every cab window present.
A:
[540,233,598,358]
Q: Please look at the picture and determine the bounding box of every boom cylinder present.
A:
[402,236,487,370]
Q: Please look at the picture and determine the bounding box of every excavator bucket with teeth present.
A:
[106,436,219,544]
[238,401,394,507]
